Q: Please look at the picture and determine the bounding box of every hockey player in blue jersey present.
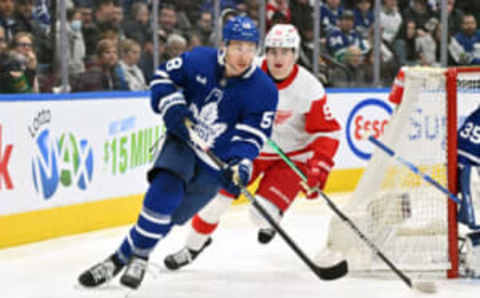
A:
[457,105,480,277]
[458,106,480,229]
[77,15,278,290]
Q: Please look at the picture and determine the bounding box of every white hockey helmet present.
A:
[264,24,301,58]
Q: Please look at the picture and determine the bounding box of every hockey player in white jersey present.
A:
[164,24,341,270]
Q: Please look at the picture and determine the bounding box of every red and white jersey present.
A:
[258,59,341,163]
[389,67,406,105]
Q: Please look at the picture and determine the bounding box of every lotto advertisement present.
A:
[0,94,164,232]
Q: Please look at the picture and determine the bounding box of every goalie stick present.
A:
[266,138,437,293]
[184,119,347,281]
[367,135,461,204]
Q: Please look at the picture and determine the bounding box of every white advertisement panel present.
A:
[1,90,478,216]
[0,93,162,215]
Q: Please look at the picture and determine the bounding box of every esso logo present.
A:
[346,98,393,160]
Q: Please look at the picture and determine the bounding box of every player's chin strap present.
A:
[184,119,347,281]
[266,138,437,293]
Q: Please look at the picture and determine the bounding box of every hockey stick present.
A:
[184,120,347,281]
[266,138,437,293]
[367,136,461,204]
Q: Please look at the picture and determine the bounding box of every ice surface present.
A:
[1,194,479,298]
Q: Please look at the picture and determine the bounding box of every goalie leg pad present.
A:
[458,163,480,229]
[460,231,480,278]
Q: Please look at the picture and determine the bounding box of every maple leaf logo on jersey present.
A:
[275,110,293,125]
[190,102,227,148]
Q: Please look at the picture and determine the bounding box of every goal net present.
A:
[324,67,480,278]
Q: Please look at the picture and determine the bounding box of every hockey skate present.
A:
[258,228,276,244]
[120,255,149,289]
[164,237,212,270]
[78,254,124,287]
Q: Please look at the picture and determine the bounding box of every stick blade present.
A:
[313,260,348,280]
[413,281,437,294]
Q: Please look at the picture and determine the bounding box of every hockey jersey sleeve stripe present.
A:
[231,136,262,152]
[235,124,267,143]
[150,78,174,87]
[308,130,341,140]
[158,92,186,117]
[154,69,170,78]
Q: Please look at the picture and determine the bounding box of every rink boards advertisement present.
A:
[0,89,478,248]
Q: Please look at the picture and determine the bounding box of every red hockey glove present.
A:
[301,155,334,199]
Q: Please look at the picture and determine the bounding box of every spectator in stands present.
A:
[449,14,480,65]
[158,3,181,37]
[118,39,147,91]
[83,0,115,59]
[446,0,464,36]
[78,2,94,28]
[196,11,213,46]
[326,10,368,62]
[403,0,439,37]
[330,45,369,87]
[354,0,374,39]
[393,19,419,66]
[174,0,203,26]
[0,0,17,42]
[71,39,129,92]
[8,31,38,92]
[111,4,125,40]
[123,2,150,46]
[266,0,291,30]
[14,0,35,34]
[0,26,34,93]
[163,33,187,61]
[139,33,166,83]
[455,0,480,25]
[56,8,86,75]
[98,26,120,48]
[320,0,343,36]
[289,0,313,33]
[380,0,403,45]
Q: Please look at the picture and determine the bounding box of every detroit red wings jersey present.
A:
[258,60,341,162]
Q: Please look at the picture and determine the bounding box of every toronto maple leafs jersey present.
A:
[326,27,368,59]
[319,3,343,35]
[257,59,341,163]
[458,106,480,166]
[449,30,480,65]
[150,47,278,170]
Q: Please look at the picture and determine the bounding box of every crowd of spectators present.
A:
[0,0,480,93]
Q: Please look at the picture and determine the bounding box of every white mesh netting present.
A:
[324,67,480,277]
